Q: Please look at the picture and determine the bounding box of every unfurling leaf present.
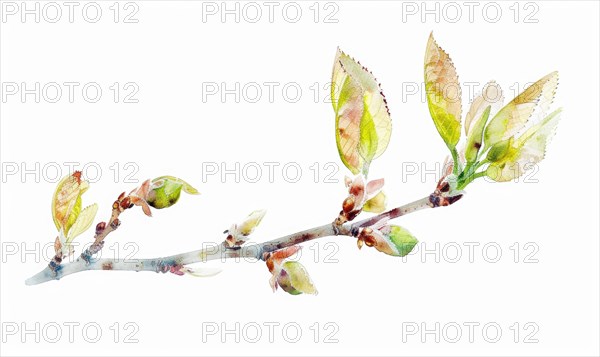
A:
[265,247,317,295]
[465,105,491,164]
[337,175,385,224]
[424,33,462,150]
[332,49,392,175]
[357,219,418,257]
[487,109,561,182]
[225,210,266,247]
[368,225,418,257]
[484,71,558,148]
[277,261,318,295]
[66,204,98,244]
[146,176,200,209]
[386,225,419,257]
[363,191,387,213]
[129,180,152,216]
[51,172,97,252]
[238,210,266,236]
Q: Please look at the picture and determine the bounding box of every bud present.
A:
[146,176,199,209]
[95,222,106,235]
[276,261,318,295]
[356,221,418,257]
[465,105,492,163]
[225,210,266,248]
[338,174,385,222]
[265,247,317,295]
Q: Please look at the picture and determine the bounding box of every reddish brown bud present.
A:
[110,218,121,229]
[364,235,376,247]
[361,227,374,236]
[95,222,106,235]
[120,196,131,209]
[342,196,355,213]
[346,209,361,221]
[118,192,126,201]
[349,184,362,197]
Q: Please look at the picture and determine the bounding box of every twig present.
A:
[25,196,439,285]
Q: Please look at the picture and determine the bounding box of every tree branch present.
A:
[25,196,437,286]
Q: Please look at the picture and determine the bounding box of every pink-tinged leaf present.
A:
[366,178,384,197]
[52,171,89,236]
[332,49,392,175]
[424,33,462,149]
[335,72,364,174]
[130,196,152,217]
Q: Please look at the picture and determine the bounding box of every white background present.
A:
[1,1,599,356]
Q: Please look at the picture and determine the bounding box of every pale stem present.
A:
[25,196,435,286]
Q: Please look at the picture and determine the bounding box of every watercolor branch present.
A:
[26,33,562,294]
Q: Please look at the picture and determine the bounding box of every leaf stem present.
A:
[451,147,461,175]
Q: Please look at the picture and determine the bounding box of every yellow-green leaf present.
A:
[487,108,561,182]
[486,137,513,163]
[278,261,318,295]
[332,49,392,175]
[238,210,266,236]
[424,33,462,150]
[66,204,98,243]
[363,191,387,213]
[386,225,418,257]
[485,71,558,148]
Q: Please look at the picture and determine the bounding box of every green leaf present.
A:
[484,71,558,148]
[278,261,318,295]
[332,49,392,175]
[387,225,418,257]
[486,137,513,163]
[465,105,491,164]
[424,33,462,150]
[487,109,561,182]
